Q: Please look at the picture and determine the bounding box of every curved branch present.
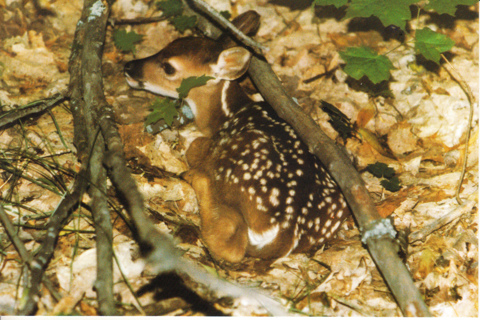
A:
[441,53,476,205]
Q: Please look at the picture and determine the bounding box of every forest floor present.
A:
[0,0,478,316]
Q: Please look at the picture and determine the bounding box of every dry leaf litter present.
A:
[0,0,477,316]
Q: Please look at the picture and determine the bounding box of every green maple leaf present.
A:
[156,0,183,18]
[366,162,396,179]
[424,0,478,16]
[113,29,143,53]
[339,47,394,84]
[177,75,214,99]
[156,0,196,32]
[313,0,349,8]
[145,98,179,127]
[345,0,417,31]
[171,15,197,33]
[415,28,455,63]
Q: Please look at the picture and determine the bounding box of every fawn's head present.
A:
[124,11,260,135]
[124,37,251,98]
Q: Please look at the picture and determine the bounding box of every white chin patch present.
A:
[125,76,141,89]
[143,83,179,99]
[184,98,198,117]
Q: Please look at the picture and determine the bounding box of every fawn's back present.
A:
[124,11,350,262]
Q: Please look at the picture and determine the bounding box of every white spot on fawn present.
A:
[331,220,341,232]
[336,209,344,218]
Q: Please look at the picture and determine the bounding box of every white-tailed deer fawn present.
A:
[125,11,350,263]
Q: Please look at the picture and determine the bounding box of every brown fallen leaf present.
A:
[357,127,396,159]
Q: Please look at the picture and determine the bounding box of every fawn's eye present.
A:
[163,62,176,75]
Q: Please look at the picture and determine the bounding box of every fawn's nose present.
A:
[124,60,142,79]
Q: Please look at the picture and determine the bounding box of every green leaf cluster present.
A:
[344,0,417,31]
[339,47,394,84]
[113,29,143,54]
[313,0,476,25]
[156,0,198,33]
[366,162,401,192]
[146,75,213,127]
[313,0,475,83]
[156,0,182,17]
[145,98,179,127]
[171,15,197,33]
[424,0,478,16]
[414,27,455,63]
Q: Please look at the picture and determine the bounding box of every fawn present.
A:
[124,11,350,263]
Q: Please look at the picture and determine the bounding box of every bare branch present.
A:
[0,93,67,129]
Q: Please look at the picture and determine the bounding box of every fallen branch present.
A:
[78,0,116,313]
[183,0,431,316]
[0,93,67,128]
[248,46,431,319]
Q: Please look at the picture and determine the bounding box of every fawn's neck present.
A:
[187,80,252,137]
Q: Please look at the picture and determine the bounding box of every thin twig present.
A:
[441,53,476,205]
[112,247,146,315]
[275,8,302,37]
[0,162,63,196]
[0,93,67,128]
[0,205,63,304]
[409,200,476,243]
[46,109,71,150]
[0,206,34,269]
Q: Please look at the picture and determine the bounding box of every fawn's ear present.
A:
[211,47,251,80]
